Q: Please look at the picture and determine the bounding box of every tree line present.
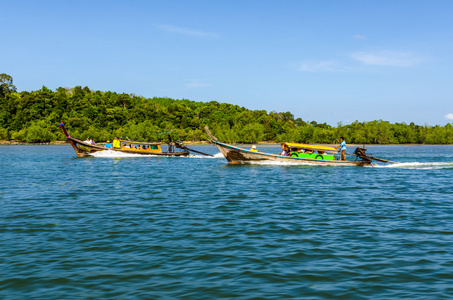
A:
[1,74,452,144]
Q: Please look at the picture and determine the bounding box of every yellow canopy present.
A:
[283,142,337,152]
[118,139,161,145]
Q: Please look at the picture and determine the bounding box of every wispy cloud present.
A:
[185,79,211,89]
[445,113,453,120]
[295,50,424,73]
[351,51,422,67]
[296,61,351,72]
[158,25,218,38]
[353,34,366,39]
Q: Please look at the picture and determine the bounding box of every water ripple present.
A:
[1,145,453,299]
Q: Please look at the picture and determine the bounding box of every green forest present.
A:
[1,73,453,144]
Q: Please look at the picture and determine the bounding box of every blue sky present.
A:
[2,0,453,126]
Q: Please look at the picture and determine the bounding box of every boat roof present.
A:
[118,139,161,145]
[282,142,337,151]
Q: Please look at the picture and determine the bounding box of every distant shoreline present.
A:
[1,140,452,146]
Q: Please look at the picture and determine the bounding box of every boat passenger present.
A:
[305,149,314,154]
[105,141,112,148]
[318,150,326,155]
[112,137,120,148]
[280,144,289,156]
[250,145,259,152]
[85,137,91,144]
[90,139,95,145]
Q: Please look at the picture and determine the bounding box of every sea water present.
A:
[1,144,453,299]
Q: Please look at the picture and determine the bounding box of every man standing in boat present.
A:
[337,137,346,161]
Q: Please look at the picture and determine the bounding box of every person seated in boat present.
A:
[280,144,289,156]
[112,137,120,148]
[90,139,95,145]
[85,137,91,144]
[105,140,112,148]
[250,145,259,152]
[318,150,326,155]
[304,149,314,154]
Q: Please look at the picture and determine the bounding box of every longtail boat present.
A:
[60,123,211,157]
[205,126,396,166]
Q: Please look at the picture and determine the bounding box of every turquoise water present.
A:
[1,144,453,299]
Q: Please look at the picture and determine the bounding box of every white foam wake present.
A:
[213,152,224,158]
[89,150,223,159]
[375,162,453,169]
[90,150,156,158]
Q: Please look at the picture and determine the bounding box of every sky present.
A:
[2,0,453,126]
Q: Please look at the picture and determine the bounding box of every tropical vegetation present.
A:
[1,73,452,144]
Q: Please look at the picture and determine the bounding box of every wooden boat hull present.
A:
[212,140,371,166]
[67,137,189,157]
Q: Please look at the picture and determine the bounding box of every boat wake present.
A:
[90,150,159,158]
[183,152,224,159]
[89,150,224,159]
[376,162,453,170]
[213,152,224,159]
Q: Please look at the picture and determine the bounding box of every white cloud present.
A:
[353,34,366,39]
[351,51,421,67]
[295,50,423,73]
[296,61,350,72]
[445,113,453,120]
[158,25,218,38]
[185,79,211,88]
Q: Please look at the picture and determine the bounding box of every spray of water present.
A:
[89,151,453,169]
[375,162,453,170]
[89,150,224,159]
